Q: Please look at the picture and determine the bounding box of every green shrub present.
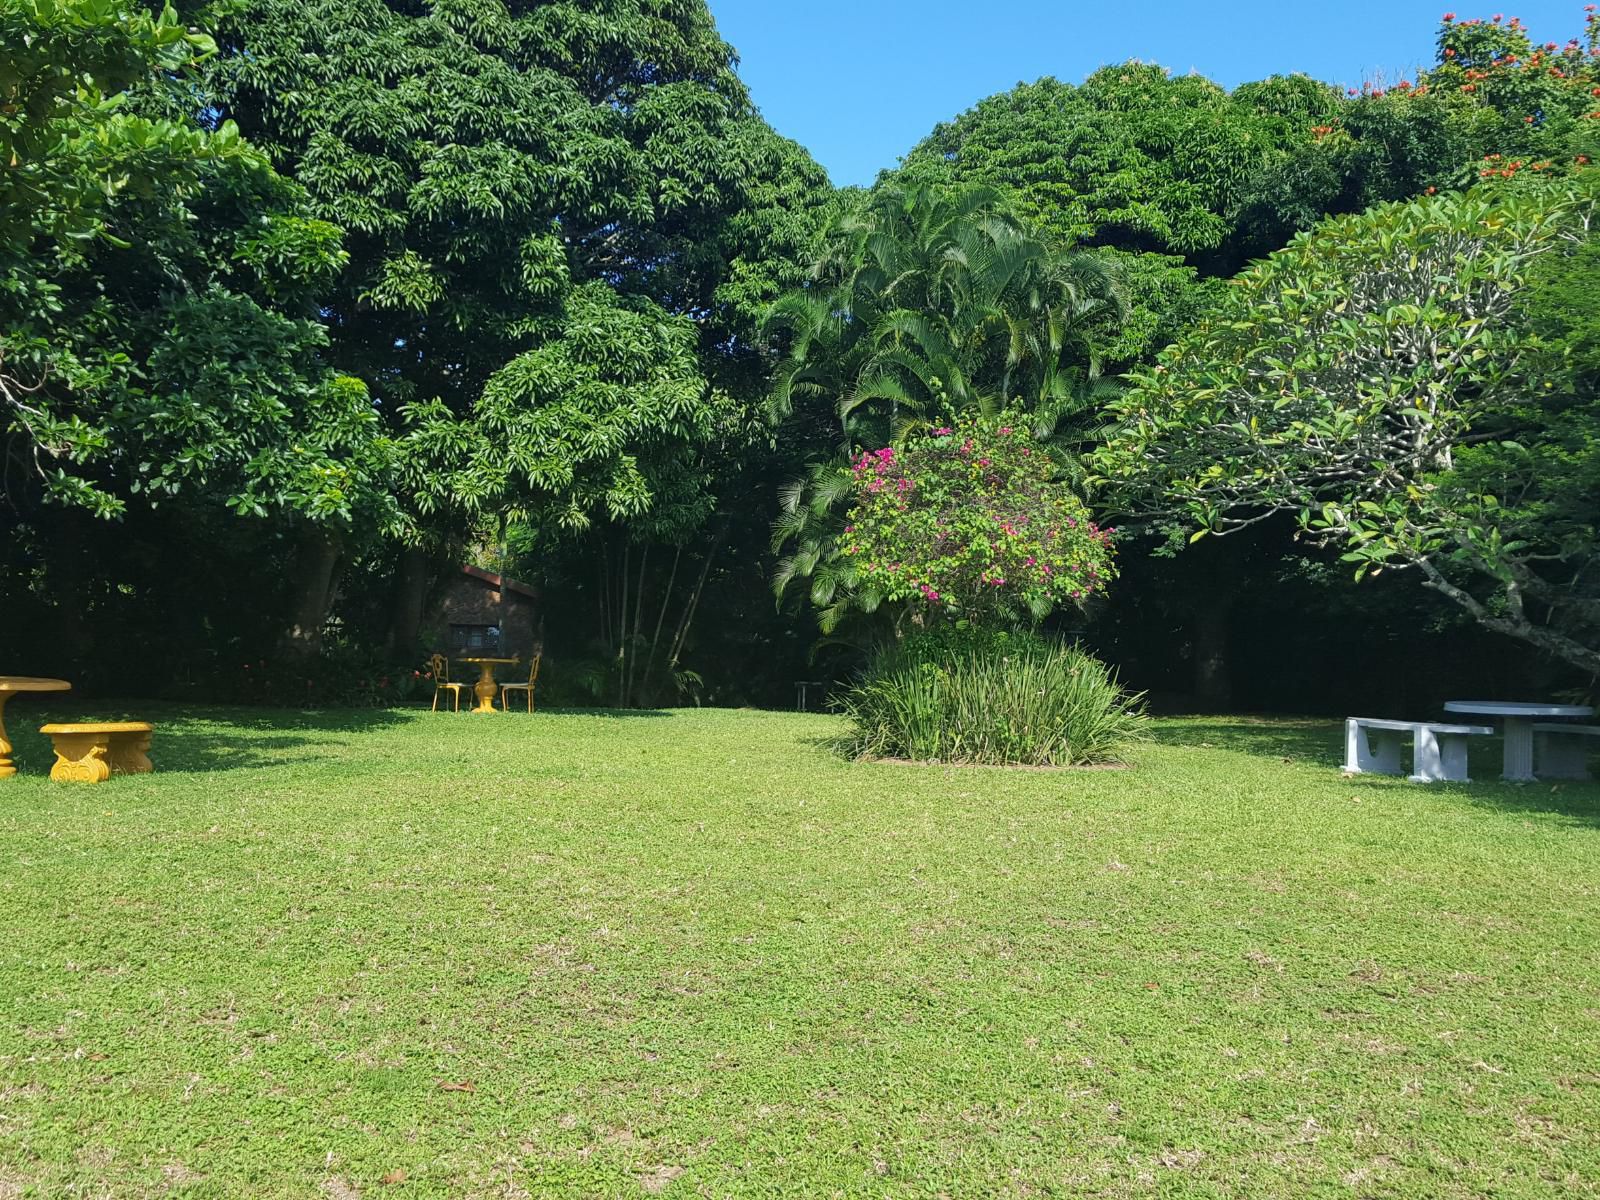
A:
[841,416,1117,624]
[840,630,1146,767]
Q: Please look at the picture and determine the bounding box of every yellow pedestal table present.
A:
[0,676,72,778]
[460,657,520,713]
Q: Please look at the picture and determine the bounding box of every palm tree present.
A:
[764,184,1123,444]
[764,184,1127,629]
[768,460,874,636]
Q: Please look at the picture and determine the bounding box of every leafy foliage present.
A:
[16,0,1600,706]
[0,0,391,522]
[764,184,1124,444]
[1095,174,1600,673]
[899,67,1336,264]
[890,67,1352,370]
[1428,9,1600,167]
[841,417,1115,624]
[766,185,1124,633]
[201,0,834,536]
[400,285,732,532]
[841,628,1146,765]
[0,0,210,250]
[769,458,868,636]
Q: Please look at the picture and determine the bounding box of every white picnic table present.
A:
[1442,700,1595,782]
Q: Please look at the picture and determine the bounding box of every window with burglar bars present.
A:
[448,624,502,655]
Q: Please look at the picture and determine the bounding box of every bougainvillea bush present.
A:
[839,417,1116,624]
[841,627,1147,767]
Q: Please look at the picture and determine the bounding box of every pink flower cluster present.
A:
[853,446,913,496]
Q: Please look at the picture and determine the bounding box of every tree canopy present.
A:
[765,184,1126,633]
[1094,174,1600,673]
[198,0,834,538]
[0,0,391,524]
[764,184,1123,446]
[898,67,1338,267]
[8,1,1600,705]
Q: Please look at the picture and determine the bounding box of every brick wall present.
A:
[425,573,541,667]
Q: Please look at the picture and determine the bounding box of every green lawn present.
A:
[1,706,1598,1198]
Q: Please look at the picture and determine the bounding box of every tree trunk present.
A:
[385,545,429,655]
[50,508,96,667]
[1192,593,1234,712]
[595,531,612,656]
[667,524,728,679]
[616,541,630,707]
[280,528,342,658]
[639,544,683,702]
[626,544,649,706]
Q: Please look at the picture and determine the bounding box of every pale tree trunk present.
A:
[637,544,683,703]
[1415,554,1600,679]
[665,524,728,683]
[625,544,648,705]
[615,541,630,707]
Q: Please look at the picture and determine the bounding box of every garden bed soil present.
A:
[860,755,1132,771]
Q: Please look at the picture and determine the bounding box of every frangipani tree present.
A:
[1095,174,1600,674]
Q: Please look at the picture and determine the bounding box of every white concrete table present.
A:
[1442,701,1595,782]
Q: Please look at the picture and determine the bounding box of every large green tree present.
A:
[199,0,830,521]
[886,12,1600,702]
[1095,175,1600,675]
[893,66,1335,366]
[193,0,835,658]
[1,0,390,525]
[893,10,1600,363]
[898,67,1338,265]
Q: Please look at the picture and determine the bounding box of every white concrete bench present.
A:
[1344,717,1493,783]
[1533,722,1600,781]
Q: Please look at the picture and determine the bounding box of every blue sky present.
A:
[708,1,1588,186]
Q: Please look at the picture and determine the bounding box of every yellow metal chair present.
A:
[430,653,469,713]
[500,654,541,713]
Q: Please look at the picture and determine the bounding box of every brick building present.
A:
[426,566,542,664]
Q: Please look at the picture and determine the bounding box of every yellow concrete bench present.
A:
[39,722,154,783]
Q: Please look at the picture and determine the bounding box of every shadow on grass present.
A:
[1155,714,1600,830]
[1151,715,1341,764]
[532,707,675,719]
[146,706,416,775]
[799,732,856,761]
[1453,781,1600,830]
[1,703,420,777]
[142,705,672,773]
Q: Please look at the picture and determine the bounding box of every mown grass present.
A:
[1,705,1597,1198]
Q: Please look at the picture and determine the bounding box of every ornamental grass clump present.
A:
[842,630,1146,767]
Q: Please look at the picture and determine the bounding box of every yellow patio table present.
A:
[460,657,520,713]
[0,676,71,778]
